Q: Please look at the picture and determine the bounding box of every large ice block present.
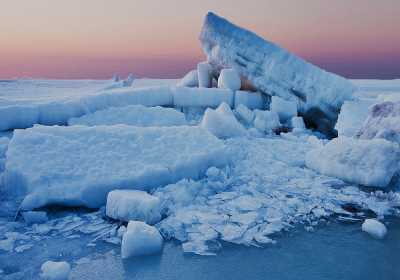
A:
[200,12,354,136]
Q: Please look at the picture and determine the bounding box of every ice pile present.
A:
[0,137,9,172]
[4,125,230,210]
[357,101,400,144]
[68,105,186,127]
[121,221,163,258]
[106,190,161,224]
[200,103,246,138]
[361,219,387,239]
[200,12,354,135]
[305,137,400,188]
[40,261,71,280]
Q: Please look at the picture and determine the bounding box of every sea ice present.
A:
[4,125,229,209]
[235,104,255,126]
[253,110,281,133]
[40,261,71,280]
[218,69,241,91]
[234,90,265,110]
[22,211,48,225]
[106,190,161,225]
[291,116,306,131]
[68,105,186,127]
[270,96,297,123]
[177,70,198,87]
[200,12,354,135]
[121,221,163,258]
[197,62,212,88]
[361,219,387,239]
[357,101,400,144]
[305,137,400,188]
[200,103,246,138]
[174,87,234,108]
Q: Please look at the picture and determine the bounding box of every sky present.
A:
[1,0,399,79]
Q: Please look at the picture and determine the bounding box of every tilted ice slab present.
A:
[306,137,400,188]
[68,105,186,127]
[4,125,229,210]
[156,135,400,255]
[357,101,400,144]
[0,84,173,131]
[200,12,354,135]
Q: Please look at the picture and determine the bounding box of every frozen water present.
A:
[362,219,387,239]
[270,96,297,123]
[177,70,199,87]
[4,125,229,209]
[200,12,354,134]
[291,116,306,130]
[121,221,163,259]
[197,62,212,88]
[68,105,186,127]
[40,261,71,280]
[218,69,241,91]
[200,103,246,138]
[253,110,281,133]
[22,211,48,225]
[106,190,161,225]
[306,137,400,188]
[235,104,255,126]
[174,87,234,108]
[234,90,265,110]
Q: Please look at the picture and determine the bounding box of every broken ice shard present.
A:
[200,12,354,136]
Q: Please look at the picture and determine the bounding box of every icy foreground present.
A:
[4,125,229,210]
[361,219,387,239]
[40,261,71,280]
[200,12,354,135]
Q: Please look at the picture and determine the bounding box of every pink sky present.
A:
[1,0,399,79]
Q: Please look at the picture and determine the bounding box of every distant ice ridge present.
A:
[68,105,187,127]
[200,12,354,136]
[155,136,400,255]
[4,125,230,210]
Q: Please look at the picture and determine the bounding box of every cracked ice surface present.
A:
[155,135,400,255]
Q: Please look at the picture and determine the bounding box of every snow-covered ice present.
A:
[235,104,255,126]
[361,219,387,239]
[200,12,354,134]
[306,137,400,188]
[177,70,199,87]
[174,87,234,108]
[291,116,306,131]
[253,110,281,133]
[68,105,187,127]
[357,101,400,144]
[270,96,297,123]
[218,69,241,91]
[40,261,71,280]
[106,190,161,225]
[4,125,229,209]
[121,221,163,258]
[200,103,246,138]
[197,62,212,88]
[22,211,48,225]
[234,90,265,110]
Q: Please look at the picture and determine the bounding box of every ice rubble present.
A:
[218,69,241,91]
[22,211,48,225]
[173,87,234,108]
[0,137,9,172]
[305,137,400,188]
[357,101,400,144]
[177,70,198,87]
[253,110,281,133]
[155,136,400,255]
[4,125,229,210]
[121,221,163,258]
[200,12,354,135]
[361,219,387,239]
[270,96,297,123]
[234,90,265,110]
[40,261,71,280]
[200,103,246,138]
[198,62,213,88]
[106,190,161,225]
[68,105,186,127]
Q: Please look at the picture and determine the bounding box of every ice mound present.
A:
[305,137,400,188]
[200,12,354,135]
[174,87,234,108]
[218,69,241,91]
[106,190,161,224]
[357,101,400,144]
[200,103,246,138]
[0,86,174,131]
[362,219,387,239]
[234,90,265,110]
[253,110,281,133]
[121,221,163,258]
[177,70,198,87]
[68,105,186,127]
[22,211,48,225]
[335,99,375,137]
[197,62,212,88]
[270,96,297,123]
[40,261,71,280]
[5,125,229,210]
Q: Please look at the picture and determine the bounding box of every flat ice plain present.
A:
[0,78,399,279]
